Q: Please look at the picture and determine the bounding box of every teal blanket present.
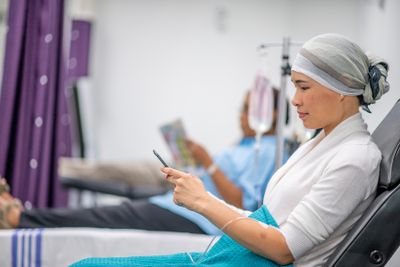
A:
[71,205,293,267]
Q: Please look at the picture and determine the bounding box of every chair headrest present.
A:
[372,99,400,190]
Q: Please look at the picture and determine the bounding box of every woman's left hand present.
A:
[161,167,210,213]
[185,139,213,168]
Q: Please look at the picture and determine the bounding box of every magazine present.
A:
[159,119,196,169]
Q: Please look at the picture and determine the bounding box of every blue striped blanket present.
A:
[10,228,44,267]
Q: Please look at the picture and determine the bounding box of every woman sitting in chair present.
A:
[68,33,390,267]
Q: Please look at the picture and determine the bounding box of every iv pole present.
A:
[275,37,291,171]
[258,37,302,171]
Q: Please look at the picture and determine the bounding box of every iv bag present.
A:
[248,74,274,136]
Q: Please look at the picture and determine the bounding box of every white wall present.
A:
[359,0,400,132]
[87,0,381,162]
[89,0,289,161]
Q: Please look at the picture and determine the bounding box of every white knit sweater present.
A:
[264,112,381,266]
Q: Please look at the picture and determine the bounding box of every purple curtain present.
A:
[0,0,72,208]
[68,20,91,81]
[66,20,92,158]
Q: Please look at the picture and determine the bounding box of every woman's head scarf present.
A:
[291,33,389,111]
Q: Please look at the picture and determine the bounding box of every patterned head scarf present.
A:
[292,33,390,112]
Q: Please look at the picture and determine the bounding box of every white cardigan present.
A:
[263,112,381,266]
[220,112,381,266]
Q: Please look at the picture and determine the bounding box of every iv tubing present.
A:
[186,216,250,264]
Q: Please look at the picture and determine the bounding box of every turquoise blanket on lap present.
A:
[70,205,293,267]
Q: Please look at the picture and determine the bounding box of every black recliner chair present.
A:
[325,99,400,266]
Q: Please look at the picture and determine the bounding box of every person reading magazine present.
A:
[0,88,285,235]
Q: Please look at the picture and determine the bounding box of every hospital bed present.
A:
[0,228,214,266]
[0,99,399,267]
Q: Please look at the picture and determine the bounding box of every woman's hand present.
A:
[186,139,244,208]
[185,139,213,168]
[161,167,211,213]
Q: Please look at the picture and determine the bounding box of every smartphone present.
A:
[153,149,169,167]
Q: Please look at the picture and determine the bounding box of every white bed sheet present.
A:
[0,228,215,267]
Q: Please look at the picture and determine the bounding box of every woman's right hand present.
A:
[161,167,211,213]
